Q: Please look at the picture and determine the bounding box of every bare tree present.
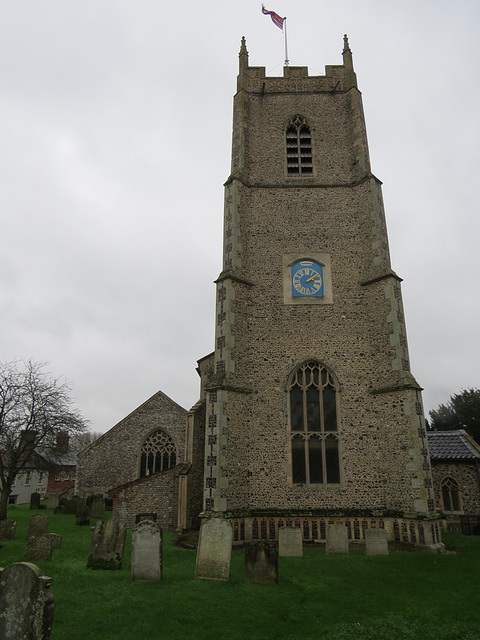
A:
[0,360,88,519]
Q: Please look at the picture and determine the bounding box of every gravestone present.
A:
[365,528,389,555]
[26,514,49,540]
[24,536,53,563]
[279,526,303,557]
[47,494,59,511]
[75,501,90,526]
[0,562,54,640]
[244,540,278,585]
[195,515,232,581]
[46,533,62,550]
[53,506,65,515]
[30,492,41,510]
[135,512,157,524]
[64,496,81,515]
[87,520,126,570]
[131,520,162,581]
[89,495,105,519]
[0,519,16,541]
[325,523,349,554]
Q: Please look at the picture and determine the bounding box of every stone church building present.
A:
[76,37,443,548]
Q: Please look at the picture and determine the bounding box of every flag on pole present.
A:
[262,5,285,30]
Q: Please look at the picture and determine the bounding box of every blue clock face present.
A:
[292,260,324,297]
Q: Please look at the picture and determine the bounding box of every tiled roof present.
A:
[427,430,480,461]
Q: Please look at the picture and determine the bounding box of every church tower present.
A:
[198,37,441,547]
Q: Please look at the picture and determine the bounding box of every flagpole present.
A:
[284,17,289,66]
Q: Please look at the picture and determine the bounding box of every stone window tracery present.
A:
[286,115,313,176]
[441,476,462,512]
[139,429,177,478]
[289,361,340,484]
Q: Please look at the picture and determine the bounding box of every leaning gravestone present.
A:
[87,520,126,570]
[131,520,162,581]
[0,520,16,541]
[0,562,54,640]
[365,528,389,555]
[30,492,41,510]
[325,523,349,554]
[195,515,233,581]
[26,514,49,541]
[244,540,278,585]
[279,526,303,557]
[47,494,59,511]
[24,536,53,563]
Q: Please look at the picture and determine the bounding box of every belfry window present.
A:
[289,361,340,484]
[286,115,313,176]
[441,477,462,512]
[139,429,177,478]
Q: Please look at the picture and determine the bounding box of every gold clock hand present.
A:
[306,274,318,282]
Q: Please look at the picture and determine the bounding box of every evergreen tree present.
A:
[429,388,480,443]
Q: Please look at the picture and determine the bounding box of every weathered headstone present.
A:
[0,520,16,541]
[131,520,162,581]
[279,526,303,557]
[244,540,278,584]
[326,523,349,554]
[24,536,53,563]
[89,495,105,519]
[26,514,49,541]
[195,515,233,581]
[46,533,62,551]
[64,496,81,515]
[30,492,41,510]
[75,501,90,526]
[365,528,389,555]
[0,562,54,640]
[87,520,126,570]
[53,506,65,515]
[47,494,59,511]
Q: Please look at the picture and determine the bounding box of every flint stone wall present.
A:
[76,391,187,499]
[112,465,181,531]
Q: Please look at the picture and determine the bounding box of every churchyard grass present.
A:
[2,504,480,640]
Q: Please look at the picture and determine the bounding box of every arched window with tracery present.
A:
[139,429,177,478]
[286,115,313,176]
[289,361,341,484]
[441,476,462,512]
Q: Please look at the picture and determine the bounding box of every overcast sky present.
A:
[1,0,479,433]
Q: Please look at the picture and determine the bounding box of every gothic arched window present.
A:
[441,477,462,512]
[286,115,313,176]
[139,429,177,478]
[289,361,340,484]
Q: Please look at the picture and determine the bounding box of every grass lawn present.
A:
[2,504,480,640]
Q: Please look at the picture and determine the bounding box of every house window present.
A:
[25,472,31,486]
[139,429,177,478]
[441,477,462,512]
[286,115,313,176]
[289,361,341,484]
